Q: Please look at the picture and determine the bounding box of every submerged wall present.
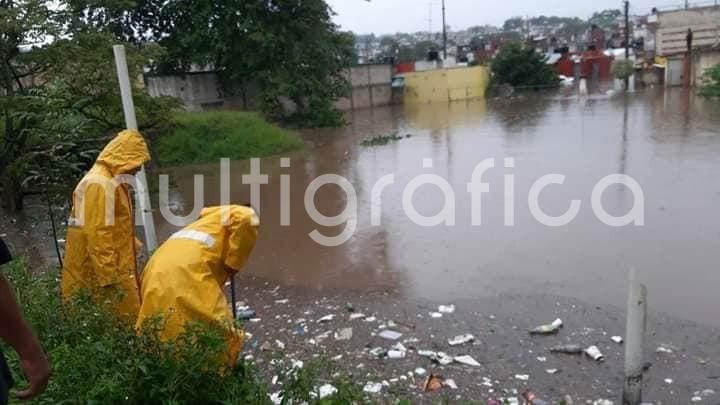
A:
[403,66,490,104]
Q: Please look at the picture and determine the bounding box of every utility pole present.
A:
[428,2,433,41]
[442,0,447,60]
[624,0,631,90]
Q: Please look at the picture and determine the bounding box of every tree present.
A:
[0,1,176,211]
[490,42,559,88]
[503,17,525,33]
[699,64,720,97]
[70,0,355,127]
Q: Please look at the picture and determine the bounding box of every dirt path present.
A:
[236,275,720,404]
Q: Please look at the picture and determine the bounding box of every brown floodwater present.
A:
[155,87,720,327]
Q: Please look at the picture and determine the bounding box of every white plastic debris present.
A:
[536,356,547,362]
[378,330,403,340]
[316,314,335,323]
[656,344,675,354]
[274,340,285,350]
[448,334,474,346]
[364,316,377,322]
[611,336,624,344]
[691,396,703,402]
[392,343,407,352]
[317,384,337,399]
[664,378,673,384]
[438,304,456,314]
[414,367,427,376]
[334,327,353,341]
[269,391,283,405]
[592,400,613,405]
[363,382,383,394]
[444,379,458,389]
[271,375,278,385]
[430,312,443,318]
[529,318,563,334]
[585,345,605,361]
[388,350,406,359]
[546,368,559,374]
[454,355,482,367]
[290,359,304,370]
[349,313,365,320]
[417,350,436,357]
[275,299,289,304]
[515,374,530,381]
[435,352,454,365]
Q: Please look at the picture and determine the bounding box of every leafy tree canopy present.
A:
[490,42,559,88]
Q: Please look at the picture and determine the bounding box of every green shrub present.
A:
[611,60,635,80]
[490,42,559,88]
[154,111,303,167]
[699,64,720,97]
[1,260,366,403]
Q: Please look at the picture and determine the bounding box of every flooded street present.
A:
[157,87,720,327]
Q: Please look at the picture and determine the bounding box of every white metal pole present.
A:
[112,45,158,252]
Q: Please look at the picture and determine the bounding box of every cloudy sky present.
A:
[326,0,668,34]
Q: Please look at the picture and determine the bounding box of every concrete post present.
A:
[623,268,647,405]
[113,45,158,253]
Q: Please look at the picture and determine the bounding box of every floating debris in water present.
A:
[438,304,455,314]
[316,314,335,323]
[515,374,530,381]
[429,312,443,318]
[454,355,482,367]
[611,336,624,344]
[363,382,383,394]
[546,368,560,374]
[361,133,404,146]
[378,330,403,340]
[550,344,583,354]
[334,327,353,341]
[349,313,365,320]
[585,345,604,361]
[414,367,427,376]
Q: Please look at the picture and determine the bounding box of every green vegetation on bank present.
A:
[699,64,720,98]
[154,111,303,167]
[1,260,369,403]
[490,43,559,89]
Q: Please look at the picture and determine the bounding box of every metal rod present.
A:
[442,0,447,60]
[112,45,158,253]
[623,268,647,405]
[230,275,238,319]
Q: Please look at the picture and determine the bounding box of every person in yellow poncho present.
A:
[136,205,259,366]
[61,129,150,321]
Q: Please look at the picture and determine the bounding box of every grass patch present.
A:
[0,260,375,403]
[154,111,303,166]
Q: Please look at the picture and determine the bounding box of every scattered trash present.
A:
[378,330,403,340]
[364,316,377,322]
[546,368,560,374]
[369,347,386,358]
[275,299,288,304]
[363,382,382,394]
[274,340,285,350]
[290,359,304,370]
[448,334,474,346]
[388,350,406,359]
[334,327,353,341]
[260,341,272,351]
[664,378,673,384]
[585,345,605,361]
[249,317,261,323]
[269,391,283,405]
[429,312,443,318]
[349,313,365,320]
[656,344,676,354]
[414,367,427,376]
[454,355,482,367]
[237,309,257,320]
[592,400,613,405]
[422,374,445,392]
[417,349,436,357]
[691,396,703,402]
[345,302,355,312]
[316,314,335,323]
[611,336,624,344]
[529,318,563,335]
[444,379,458,389]
[523,390,550,405]
[438,304,455,314]
[316,384,337,399]
[434,352,454,365]
[515,374,529,381]
[550,344,583,354]
[536,356,547,362]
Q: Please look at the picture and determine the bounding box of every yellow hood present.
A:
[197,206,260,273]
[96,129,151,175]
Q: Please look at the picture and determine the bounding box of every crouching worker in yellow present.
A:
[136,206,259,366]
[61,129,150,321]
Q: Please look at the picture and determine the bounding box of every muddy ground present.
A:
[236,275,720,404]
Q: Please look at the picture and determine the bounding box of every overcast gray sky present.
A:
[326,0,669,35]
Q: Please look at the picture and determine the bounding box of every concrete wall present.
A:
[335,64,394,110]
[403,66,490,104]
[654,7,720,56]
[146,65,394,112]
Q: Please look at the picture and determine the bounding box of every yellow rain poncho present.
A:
[61,129,150,320]
[136,206,259,365]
